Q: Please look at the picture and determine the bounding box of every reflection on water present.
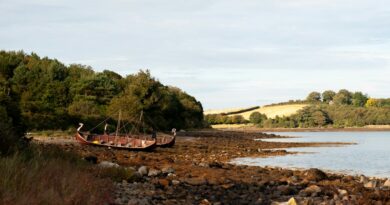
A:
[232,131,390,177]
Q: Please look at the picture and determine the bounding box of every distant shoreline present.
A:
[212,125,390,132]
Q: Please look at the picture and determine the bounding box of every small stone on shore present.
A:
[138,166,148,176]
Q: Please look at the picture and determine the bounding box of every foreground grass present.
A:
[0,144,114,205]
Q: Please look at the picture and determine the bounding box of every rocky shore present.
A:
[41,130,390,204]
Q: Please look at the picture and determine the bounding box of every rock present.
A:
[338,189,348,197]
[277,185,296,195]
[303,185,322,195]
[184,178,207,186]
[301,198,313,205]
[162,166,175,174]
[383,179,390,187]
[172,180,180,185]
[209,161,223,168]
[364,180,378,188]
[200,199,211,205]
[148,168,161,177]
[198,162,210,168]
[288,197,298,205]
[158,179,170,187]
[289,176,299,184]
[167,173,176,177]
[304,168,328,181]
[98,161,120,168]
[138,166,148,176]
[360,175,369,184]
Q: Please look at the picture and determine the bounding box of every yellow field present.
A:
[205,104,307,120]
[204,107,250,115]
[230,104,307,119]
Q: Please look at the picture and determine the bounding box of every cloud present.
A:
[1,0,390,108]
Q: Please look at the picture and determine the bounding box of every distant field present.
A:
[205,104,308,120]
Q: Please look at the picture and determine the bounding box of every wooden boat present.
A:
[156,128,176,148]
[75,131,157,151]
[75,111,175,150]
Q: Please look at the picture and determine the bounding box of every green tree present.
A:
[352,92,368,107]
[306,92,321,102]
[249,112,267,124]
[322,90,336,103]
[333,89,352,105]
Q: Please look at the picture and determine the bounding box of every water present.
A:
[231,131,390,178]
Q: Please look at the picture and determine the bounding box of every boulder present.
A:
[162,166,175,174]
[148,168,161,177]
[198,162,210,168]
[360,175,369,184]
[184,178,207,186]
[304,168,328,181]
[138,166,149,176]
[302,185,322,195]
[98,161,120,168]
[158,179,170,187]
[288,197,298,205]
[364,180,378,188]
[172,180,180,185]
[383,179,390,187]
[338,189,348,197]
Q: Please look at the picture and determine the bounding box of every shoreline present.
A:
[37,130,390,204]
[212,127,390,132]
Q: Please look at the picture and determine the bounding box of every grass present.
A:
[0,144,114,205]
[230,104,307,119]
[205,104,308,120]
[27,129,76,138]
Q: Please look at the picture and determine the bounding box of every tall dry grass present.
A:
[0,145,113,205]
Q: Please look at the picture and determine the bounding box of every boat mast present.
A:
[115,110,122,137]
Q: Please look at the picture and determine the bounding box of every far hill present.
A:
[205,104,308,120]
[230,104,308,120]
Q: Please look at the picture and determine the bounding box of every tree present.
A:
[306,92,321,102]
[365,98,378,107]
[352,92,368,107]
[333,89,352,105]
[249,112,267,124]
[322,90,336,103]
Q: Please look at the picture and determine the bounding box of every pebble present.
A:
[338,189,348,197]
[148,169,161,177]
[162,166,175,174]
[98,161,120,168]
[138,166,148,176]
[171,180,180,185]
[302,185,322,196]
[360,175,369,184]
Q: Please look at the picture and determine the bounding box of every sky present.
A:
[1,0,390,109]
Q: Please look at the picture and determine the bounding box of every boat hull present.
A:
[156,136,176,148]
[75,132,157,151]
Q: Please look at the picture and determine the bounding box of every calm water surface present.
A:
[231,131,390,178]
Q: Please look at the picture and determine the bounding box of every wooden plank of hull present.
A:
[75,132,157,151]
[156,136,176,148]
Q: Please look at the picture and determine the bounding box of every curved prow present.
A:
[77,123,84,132]
[171,128,177,136]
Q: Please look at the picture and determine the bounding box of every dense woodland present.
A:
[205,89,390,128]
[0,51,204,154]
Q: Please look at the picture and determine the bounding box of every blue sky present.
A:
[1,0,390,109]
